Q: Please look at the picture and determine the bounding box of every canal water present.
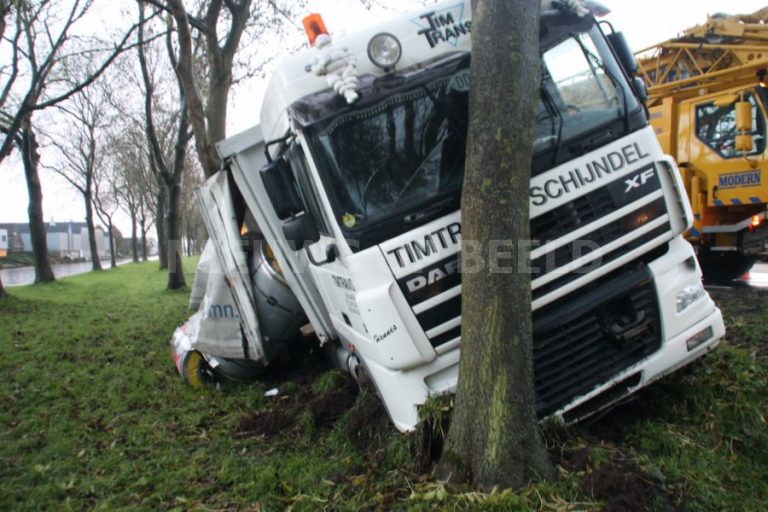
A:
[0,258,134,287]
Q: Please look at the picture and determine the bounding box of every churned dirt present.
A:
[233,337,393,449]
[235,377,359,439]
[581,457,675,512]
[236,405,295,438]
[343,389,391,451]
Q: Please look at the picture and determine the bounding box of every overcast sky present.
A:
[2,0,767,233]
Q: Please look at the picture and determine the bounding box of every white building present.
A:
[0,222,110,260]
[0,228,7,257]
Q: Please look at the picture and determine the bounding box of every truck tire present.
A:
[209,357,269,381]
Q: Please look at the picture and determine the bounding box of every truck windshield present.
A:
[310,67,469,235]
[300,20,639,248]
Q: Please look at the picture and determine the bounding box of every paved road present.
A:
[744,262,768,288]
[1,258,136,287]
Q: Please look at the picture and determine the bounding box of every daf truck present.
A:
[172,0,725,431]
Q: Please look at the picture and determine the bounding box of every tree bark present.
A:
[84,193,102,272]
[107,221,116,268]
[156,187,168,269]
[206,74,230,159]
[437,0,553,489]
[140,219,148,261]
[131,208,139,262]
[165,0,219,178]
[0,274,5,298]
[164,0,253,178]
[165,180,185,289]
[20,117,55,284]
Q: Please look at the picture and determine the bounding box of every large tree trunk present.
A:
[131,209,139,263]
[206,76,230,163]
[140,222,148,261]
[156,187,168,269]
[0,275,6,298]
[165,0,252,178]
[165,181,186,289]
[21,118,55,284]
[107,221,116,268]
[165,0,219,178]
[437,0,552,489]
[84,195,102,271]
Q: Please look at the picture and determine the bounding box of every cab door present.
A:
[688,91,767,208]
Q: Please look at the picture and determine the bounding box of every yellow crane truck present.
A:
[635,8,768,282]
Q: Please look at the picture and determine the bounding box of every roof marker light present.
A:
[302,13,328,46]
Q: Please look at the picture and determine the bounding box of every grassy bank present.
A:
[0,263,765,510]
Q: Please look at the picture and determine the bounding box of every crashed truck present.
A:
[172,0,725,431]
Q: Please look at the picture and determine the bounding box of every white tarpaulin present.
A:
[186,240,251,360]
[194,171,266,362]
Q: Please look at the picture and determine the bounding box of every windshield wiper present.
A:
[403,195,457,224]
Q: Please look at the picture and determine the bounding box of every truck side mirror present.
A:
[606,31,637,76]
[735,100,754,152]
[260,159,305,220]
[632,76,648,104]
[282,212,320,250]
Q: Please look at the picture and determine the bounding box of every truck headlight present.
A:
[367,33,401,70]
[676,283,704,313]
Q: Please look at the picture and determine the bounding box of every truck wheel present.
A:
[698,251,756,284]
[180,350,213,387]
[209,357,269,381]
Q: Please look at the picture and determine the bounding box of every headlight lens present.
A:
[367,33,401,70]
[676,283,705,313]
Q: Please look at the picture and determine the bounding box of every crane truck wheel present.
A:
[698,250,756,285]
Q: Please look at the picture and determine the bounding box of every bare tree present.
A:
[180,152,205,255]
[45,92,108,271]
[142,0,302,178]
[111,138,144,263]
[137,4,189,289]
[155,0,252,178]
[0,1,151,287]
[136,154,159,261]
[437,0,553,488]
[19,115,55,281]
[93,170,120,269]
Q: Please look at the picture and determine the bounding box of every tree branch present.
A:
[137,2,170,179]
[137,0,207,33]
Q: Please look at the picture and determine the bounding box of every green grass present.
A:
[0,264,766,510]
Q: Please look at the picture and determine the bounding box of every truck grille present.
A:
[392,164,670,417]
[405,264,662,418]
[530,185,615,243]
[532,266,661,417]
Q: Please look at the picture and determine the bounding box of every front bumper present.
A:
[362,235,725,432]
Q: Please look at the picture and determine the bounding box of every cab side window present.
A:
[695,94,765,158]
